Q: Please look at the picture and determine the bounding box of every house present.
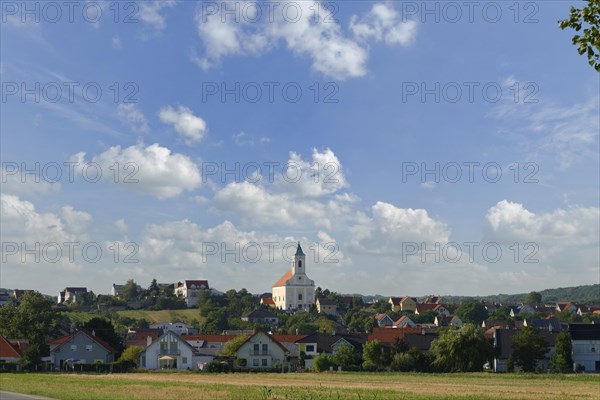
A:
[569,323,600,372]
[149,322,193,336]
[415,303,449,316]
[174,280,210,308]
[316,298,337,315]
[124,328,163,348]
[374,313,395,327]
[489,328,559,372]
[389,296,417,312]
[423,296,443,304]
[140,331,198,370]
[111,284,123,297]
[517,304,536,315]
[272,243,315,311]
[0,336,27,364]
[50,330,116,370]
[57,287,87,304]
[260,297,276,307]
[12,289,34,303]
[234,331,289,369]
[338,296,361,309]
[393,316,416,328]
[0,289,11,306]
[435,315,462,328]
[241,309,279,324]
[577,306,600,316]
[523,318,564,331]
[295,332,366,369]
[555,302,577,313]
[368,327,431,346]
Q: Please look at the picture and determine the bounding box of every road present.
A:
[0,392,55,400]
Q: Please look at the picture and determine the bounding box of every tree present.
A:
[550,331,573,373]
[120,279,139,301]
[20,342,45,371]
[313,354,334,372]
[220,335,249,356]
[506,354,515,373]
[118,346,143,367]
[373,299,391,313]
[455,301,488,324]
[558,0,600,72]
[82,317,124,356]
[362,340,386,370]
[511,326,549,372]
[332,343,360,368]
[524,291,542,305]
[430,324,493,372]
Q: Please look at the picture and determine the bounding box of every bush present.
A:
[204,361,231,373]
[391,353,415,372]
[313,355,335,372]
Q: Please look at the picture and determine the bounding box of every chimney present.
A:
[92,330,96,336]
[295,329,299,335]
[147,335,153,347]
[421,329,425,336]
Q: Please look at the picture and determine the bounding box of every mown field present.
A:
[1,372,598,400]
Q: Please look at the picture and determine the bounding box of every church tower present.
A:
[293,242,306,276]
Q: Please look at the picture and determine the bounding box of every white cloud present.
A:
[1,166,60,197]
[349,201,450,255]
[117,103,149,133]
[71,143,202,199]
[233,131,270,146]
[115,219,128,232]
[112,36,122,49]
[138,0,177,30]
[195,0,389,79]
[159,105,207,145]
[350,2,417,46]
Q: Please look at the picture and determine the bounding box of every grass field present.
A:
[64,309,203,325]
[1,372,598,400]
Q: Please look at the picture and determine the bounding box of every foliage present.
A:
[118,346,143,367]
[455,302,488,324]
[82,317,124,356]
[550,331,573,373]
[331,343,360,368]
[559,0,600,71]
[524,291,542,305]
[412,310,437,324]
[312,354,335,372]
[120,280,140,302]
[506,354,514,373]
[220,335,250,356]
[430,324,493,372]
[511,327,549,372]
[372,299,391,313]
[487,306,511,321]
[20,343,46,371]
[362,340,387,370]
[204,361,231,373]
[444,284,600,305]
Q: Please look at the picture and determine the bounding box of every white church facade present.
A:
[272,243,315,311]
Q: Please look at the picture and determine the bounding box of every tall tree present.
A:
[558,0,600,71]
[362,340,387,370]
[430,324,493,372]
[455,301,488,324]
[524,291,542,305]
[120,279,139,301]
[511,327,549,372]
[550,331,573,373]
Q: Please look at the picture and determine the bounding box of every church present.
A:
[272,243,315,310]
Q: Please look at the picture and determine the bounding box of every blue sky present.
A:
[1,1,598,297]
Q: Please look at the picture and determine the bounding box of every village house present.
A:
[570,323,600,372]
[414,303,450,316]
[393,315,416,328]
[0,335,27,366]
[260,297,276,308]
[488,327,559,373]
[234,331,289,369]
[374,313,395,327]
[174,280,210,308]
[388,296,417,312]
[150,322,194,336]
[50,330,116,370]
[139,331,198,370]
[295,332,367,369]
[272,243,315,311]
[241,309,279,324]
[434,315,462,328]
[316,298,337,315]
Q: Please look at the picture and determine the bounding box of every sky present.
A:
[1,0,599,298]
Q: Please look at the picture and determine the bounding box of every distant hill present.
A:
[356,284,600,305]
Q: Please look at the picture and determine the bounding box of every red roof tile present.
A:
[182,334,238,343]
[273,269,293,287]
[0,335,23,359]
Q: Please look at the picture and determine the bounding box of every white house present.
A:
[174,280,210,308]
[570,323,600,372]
[272,243,315,311]
[150,322,191,336]
[234,331,288,369]
[139,331,198,370]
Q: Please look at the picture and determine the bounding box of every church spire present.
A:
[295,242,305,256]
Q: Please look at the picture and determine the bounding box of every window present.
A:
[253,359,259,367]
[262,344,268,354]
[298,260,302,268]
[182,357,188,364]
[262,359,268,367]
[298,293,303,300]
[253,344,259,354]
[86,345,93,351]
[306,345,315,352]
[70,345,77,351]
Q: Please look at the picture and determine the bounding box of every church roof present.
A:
[273,269,293,288]
[295,242,305,256]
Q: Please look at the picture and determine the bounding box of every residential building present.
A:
[393,316,416,328]
[50,330,116,370]
[489,328,559,373]
[150,322,193,336]
[0,336,27,364]
[272,243,315,311]
[0,289,11,307]
[570,323,600,372]
[140,331,198,370]
[316,298,337,315]
[57,287,87,304]
[174,280,210,308]
[111,284,123,297]
[124,328,163,348]
[389,296,417,312]
[374,313,394,327]
[241,309,279,324]
[12,289,34,303]
[414,303,449,316]
[295,332,366,369]
[260,297,276,308]
[235,331,289,369]
[555,302,577,313]
[434,315,463,328]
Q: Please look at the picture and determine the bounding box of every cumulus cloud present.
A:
[117,103,149,133]
[233,131,270,146]
[1,166,60,197]
[70,143,201,199]
[139,0,177,30]
[159,105,207,145]
[350,2,418,46]
[195,1,414,79]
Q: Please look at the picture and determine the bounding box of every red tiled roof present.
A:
[415,304,441,313]
[273,269,293,287]
[51,330,117,354]
[261,297,275,305]
[182,334,238,343]
[272,335,307,343]
[374,313,389,321]
[0,335,23,358]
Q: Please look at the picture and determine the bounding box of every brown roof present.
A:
[415,304,442,313]
[0,336,24,358]
[368,327,430,344]
[261,297,275,305]
[182,334,238,343]
[179,280,209,289]
[273,269,293,287]
[272,335,307,343]
[51,330,117,354]
[389,297,401,305]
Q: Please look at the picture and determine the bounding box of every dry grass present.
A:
[1,372,598,400]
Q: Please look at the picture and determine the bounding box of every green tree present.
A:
[430,324,492,372]
[488,306,511,321]
[220,335,249,356]
[120,279,139,301]
[313,354,334,372]
[20,342,45,371]
[373,299,391,313]
[559,0,600,71]
[332,343,360,368]
[118,346,143,366]
[506,354,515,373]
[362,340,386,370]
[550,331,573,373]
[524,291,542,305]
[511,326,549,372]
[455,301,488,324]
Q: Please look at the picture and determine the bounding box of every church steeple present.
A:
[293,242,306,275]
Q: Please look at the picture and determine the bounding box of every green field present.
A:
[1,372,598,400]
[64,309,203,325]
